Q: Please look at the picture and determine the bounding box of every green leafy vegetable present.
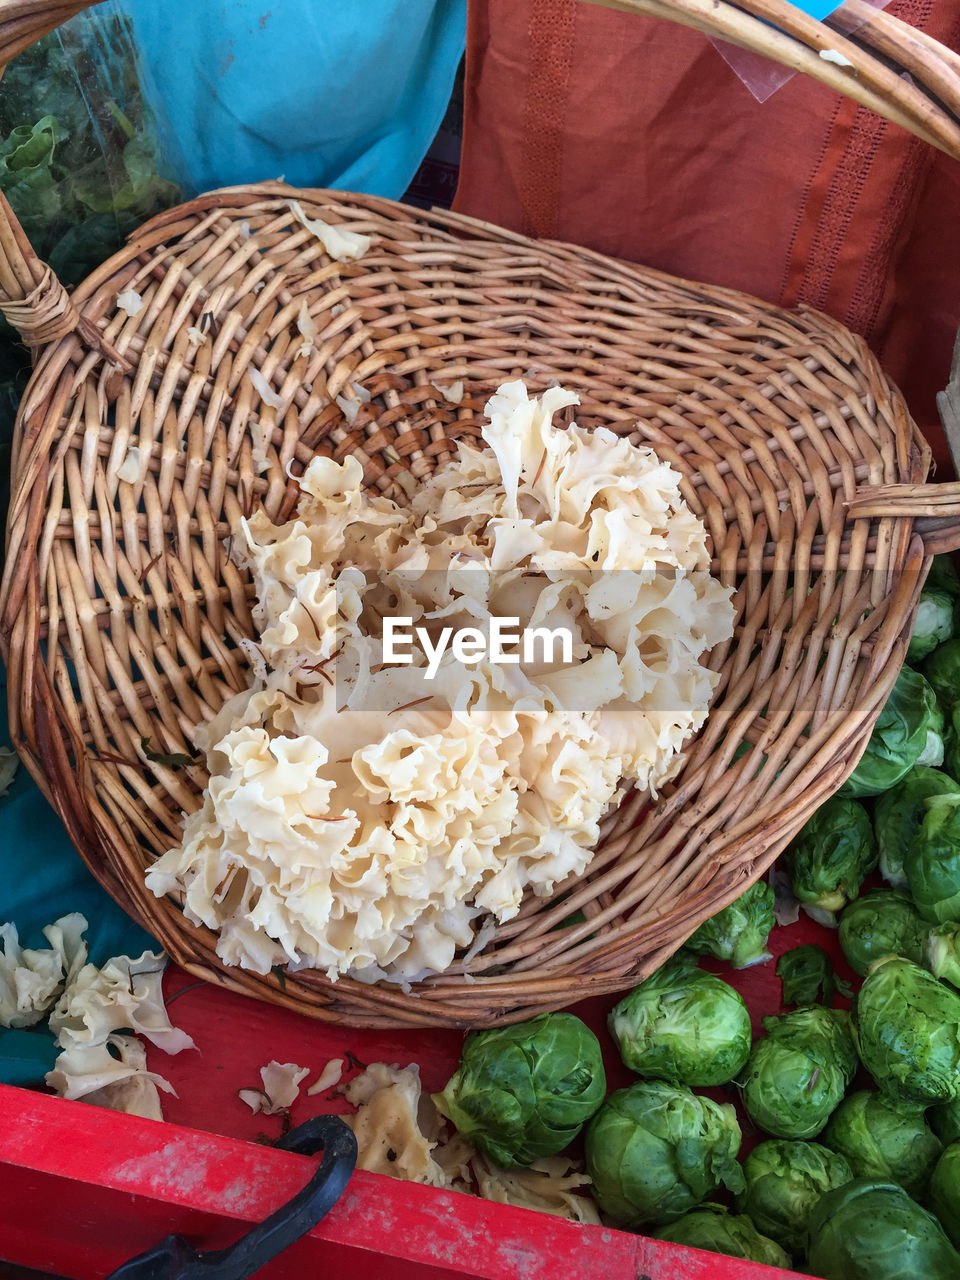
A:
[923,639,960,712]
[925,555,960,601]
[929,1141,960,1248]
[784,795,878,925]
[838,889,926,976]
[842,665,944,797]
[873,766,960,888]
[807,1179,960,1279]
[742,1006,859,1140]
[777,943,851,1006]
[853,957,960,1105]
[434,1012,606,1167]
[821,1090,942,1198]
[653,1205,790,1267]
[930,1099,960,1147]
[904,791,960,922]
[608,958,751,1087]
[583,1081,744,1228]
[925,923,960,989]
[908,590,955,662]
[736,1139,853,1258]
[684,879,775,969]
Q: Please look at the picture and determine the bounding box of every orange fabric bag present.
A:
[453,0,960,472]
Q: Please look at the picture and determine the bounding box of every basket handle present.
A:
[0,1,102,352]
[846,483,960,554]
[582,0,960,159]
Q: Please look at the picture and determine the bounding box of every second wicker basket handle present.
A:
[847,484,960,555]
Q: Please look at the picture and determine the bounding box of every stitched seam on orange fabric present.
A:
[847,0,943,341]
[520,0,577,240]
[778,96,852,307]
[797,105,887,314]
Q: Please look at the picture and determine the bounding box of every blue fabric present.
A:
[0,674,156,1084]
[0,679,155,964]
[124,0,467,196]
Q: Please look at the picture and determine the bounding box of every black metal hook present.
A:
[105,1114,358,1280]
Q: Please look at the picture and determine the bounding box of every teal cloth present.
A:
[0,674,155,1085]
[124,0,467,196]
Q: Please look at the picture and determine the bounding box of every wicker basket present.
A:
[3,0,960,1030]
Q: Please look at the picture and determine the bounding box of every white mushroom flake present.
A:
[146,381,735,982]
[239,1060,309,1114]
[116,288,144,317]
[289,200,371,263]
[440,381,464,405]
[249,367,284,412]
[187,326,207,346]
[116,446,146,484]
[819,48,855,68]
[307,1057,344,1095]
[296,300,318,359]
[335,393,360,425]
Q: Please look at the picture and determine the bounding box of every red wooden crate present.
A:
[0,914,839,1278]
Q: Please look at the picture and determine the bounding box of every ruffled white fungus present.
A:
[146,381,735,982]
[440,381,464,405]
[0,913,87,1029]
[296,300,318,360]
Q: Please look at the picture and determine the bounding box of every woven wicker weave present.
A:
[2,1,960,1029]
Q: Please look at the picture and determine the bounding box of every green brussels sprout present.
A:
[736,1139,853,1258]
[838,888,926,976]
[925,555,960,601]
[653,1205,790,1267]
[929,1141,960,1248]
[873,766,960,887]
[908,590,955,662]
[807,1179,960,1279]
[930,1098,960,1147]
[944,706,960,783]
[583,1081,744,1228]
[742,1006,859,1140]
[821,1090,943,1198]
[784,795,877,925]
[777,943,850,1006]
[608,958,751,1087]
[926,923,960,989]
[433,1012,605,1166]
[923,639,960,711]
[843,665,945,797]
[684,878,774,969]
[853,957,960,1106]
[905,791,960,923]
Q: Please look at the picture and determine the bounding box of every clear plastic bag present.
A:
[0,1,189,290]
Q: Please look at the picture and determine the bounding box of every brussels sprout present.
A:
[838,888,926,976]
[930,1098,960,1147]
[784,795,877,925]
[908,590,955,662]
[684,879,774,969]
[853,957,960,1105]
[929,1141,960,1248]
[923,639,960,711]
[905,791,960,923]
[433,1012,605,1166]
[742,1006,858,1140]
[873,766,960,887]
[821,1090,943,1198]
[807,1179,960,1279]
[777,943,850,1006]
[843,665,945,797]
[926,923,960,989]
[925,555,960,601]
[583,1081,744,1227]
[736,1139,853,1257]
[608,958,751,1087]
[653,1205,790,1267]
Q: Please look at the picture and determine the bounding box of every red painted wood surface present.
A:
[0,910,846,1278]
